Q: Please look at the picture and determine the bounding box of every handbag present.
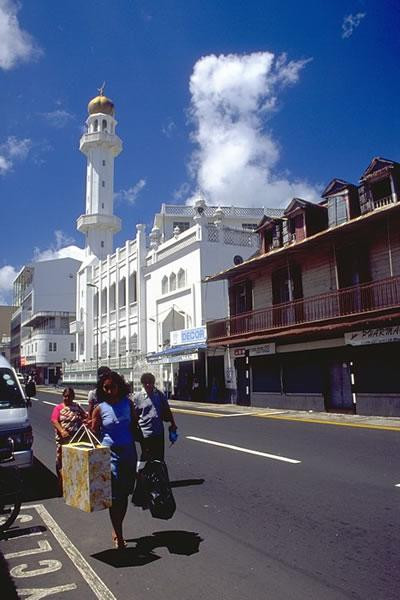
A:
[133,460,176,520]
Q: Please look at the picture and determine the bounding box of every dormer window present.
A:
[328,195,348,227]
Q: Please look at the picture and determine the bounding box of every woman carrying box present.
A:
[91,370,142,550]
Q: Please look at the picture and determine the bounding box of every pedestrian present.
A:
[50,387,87,495]
[91,370,142,550]
[87,366,112,422]
[192,375,200,402]
[25,376,36,407]
[134,372,177,462]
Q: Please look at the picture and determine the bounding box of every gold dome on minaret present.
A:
[88,84,115,116]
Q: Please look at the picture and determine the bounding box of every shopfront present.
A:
[147,326,207,401]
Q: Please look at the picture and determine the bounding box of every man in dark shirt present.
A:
[134,372,177,461]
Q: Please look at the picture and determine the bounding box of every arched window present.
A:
[109,283,116,311]
[129,271,137,303]
[93,292,99,317]
[178,268,186,288]
[101,287,107,315]
[102,119,107,131]
[169,272,176,292]
[162,276,168,295]
[93,119,98,132]
[118,277,126,307]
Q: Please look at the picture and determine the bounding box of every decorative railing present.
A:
[207,275,400,341]
[206,225,260,248]
[373,195,395,209]
[161,204,284,219]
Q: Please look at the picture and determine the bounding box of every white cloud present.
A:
[187,52,319,208]
[0,155,12,175]
[40,109,74,129]
[0,264,18,304]
[33,230,85,263]
[342,13,366,39]
[0,0,42,70]
[0,135,32,175]
[115,179,146,205]
[162,118,176,138]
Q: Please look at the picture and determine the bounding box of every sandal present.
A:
[113,537,127,550]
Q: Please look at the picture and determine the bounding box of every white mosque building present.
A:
[64,90,283,398]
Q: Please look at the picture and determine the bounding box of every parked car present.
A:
[0,356,33,469]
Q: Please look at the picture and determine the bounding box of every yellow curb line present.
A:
[256,414,400,431]
[171,408,224,418]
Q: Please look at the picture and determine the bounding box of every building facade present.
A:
[11,258,80,383]
[64,90,283,392]
[206,157,400,416]
[0,305,16,362]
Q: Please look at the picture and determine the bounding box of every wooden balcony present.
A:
[207,275,400,343]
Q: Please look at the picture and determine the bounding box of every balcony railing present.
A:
[373,194,395,209]
[207,275,400,342]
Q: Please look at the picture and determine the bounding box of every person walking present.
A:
[25,376,36,407]
[91,370,141,550]
[50,387,87,495]
[134,372,177,462]
[87,366,111,421]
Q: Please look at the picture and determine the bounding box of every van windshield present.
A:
[0,368,26,409]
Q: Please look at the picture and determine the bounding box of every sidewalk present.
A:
[36,385,400,431]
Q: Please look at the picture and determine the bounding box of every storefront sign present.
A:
[170,326,207,346]
[345,326,400,346]
[149,352,198,364]
[233,343,276,357]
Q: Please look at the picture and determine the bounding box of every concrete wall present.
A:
[34,258,80,313]
[356,394,400,417]
[252,392,325,411]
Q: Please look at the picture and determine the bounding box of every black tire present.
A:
[0,468,22,533]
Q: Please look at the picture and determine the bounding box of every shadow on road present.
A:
[92,530,203,568]
[21,457,59,502]
[170,478,205,488]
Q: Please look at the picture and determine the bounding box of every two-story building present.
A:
[206,157,400,416]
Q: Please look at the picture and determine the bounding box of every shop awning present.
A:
[147,342,207,363]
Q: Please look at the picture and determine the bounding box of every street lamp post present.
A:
[86,283,99,373]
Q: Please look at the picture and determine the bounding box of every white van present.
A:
[0,356,33,469]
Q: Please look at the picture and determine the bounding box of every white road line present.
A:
[395,484,400,487]
[42,400,58,406]
[186,436,301,464]
[23,504,116,600]
[220,412,256,417]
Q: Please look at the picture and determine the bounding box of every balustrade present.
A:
[207,275,400,341]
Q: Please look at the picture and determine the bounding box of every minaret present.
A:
[77,87,122,259]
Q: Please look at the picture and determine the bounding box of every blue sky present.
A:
[0,0,399,302]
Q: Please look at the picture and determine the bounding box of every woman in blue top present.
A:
[92,370,141,549]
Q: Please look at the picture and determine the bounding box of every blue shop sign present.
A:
[170,326,207,346]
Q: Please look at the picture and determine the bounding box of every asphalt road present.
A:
[1,389,400,600]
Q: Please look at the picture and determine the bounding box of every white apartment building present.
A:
[64,90,283,397]
[11,258,81,384]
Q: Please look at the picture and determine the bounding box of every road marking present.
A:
[256,414,400,432]
[186,436,301,464]
[23,504,116,600]
[221,412,257,417]
[172,408,224,418]
[42,401,58,406]
[395,484,400,487]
